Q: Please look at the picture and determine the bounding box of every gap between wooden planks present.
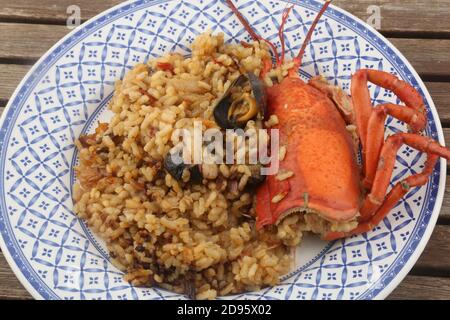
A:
[0,0,450,35]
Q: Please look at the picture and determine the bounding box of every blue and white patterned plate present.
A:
[0,0,445,300]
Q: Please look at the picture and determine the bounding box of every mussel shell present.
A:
[213,95,234,129]
[213,72,267,129]
[246,164,266,189]
[247,72,268,120]
[164,150,202,183]
[189,165,203,184]
[213,74,246,129]
[164,150,186,181]
[247,174,266,189]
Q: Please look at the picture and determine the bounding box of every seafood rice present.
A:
[73,32,355,300]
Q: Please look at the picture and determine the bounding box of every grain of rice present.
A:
[272,192,288,204]
[276,170,294,181]
[265,115,279,128]
[279,145,287,161]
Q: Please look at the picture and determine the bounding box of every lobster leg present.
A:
[352,69,426,155]
[325,133,450,241]
[359,133,450,223]
[364,103,427,189]
[361,70,426,112]
[324,153,439,241]
[351,70,372,149]
[352,69,427,188]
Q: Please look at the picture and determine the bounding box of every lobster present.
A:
[225,0,450,240]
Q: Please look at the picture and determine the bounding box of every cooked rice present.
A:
[276,169,294,181]
[279,145,287,162]
[73,32,356,300]
[271,192,288,204]
[265,115,279,128]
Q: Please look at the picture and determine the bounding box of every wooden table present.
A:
[1,0,450,300]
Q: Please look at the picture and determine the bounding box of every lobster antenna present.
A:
[296,0,333,68]
[225,0,280,66]
[278,5,294,67]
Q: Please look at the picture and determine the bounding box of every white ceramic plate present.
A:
[0,0,445,300]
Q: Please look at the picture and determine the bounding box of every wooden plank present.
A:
[0,70,449,150]
[0,251,32,299]
[0,23,68,62]
[0,64,31,103]
[0,76,443,130]
[1,71,449,128]
[443,129,450,147]
[388,275,450,300]
[389,38,450,78]
[0,0,450,35]
[443,176,450,221]
[415,225,450,272]
[0,73,448,125]
[334,0,450,35]
[0,124,441,220]
[0,0,123,24]
[427,82,450,125]
[0,70,448,129]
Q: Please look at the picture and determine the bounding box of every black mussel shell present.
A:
[246,164,266,189]
[164,150,202,183]
[164,150,185,181]
[213,72,267,129]
[189,165,203,184]
[247,72,268,120]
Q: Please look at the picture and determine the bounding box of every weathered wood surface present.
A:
[388,275,450,300]
[1,23,450,77]
[0,23,68,63]
[1,0,450,300]
[413,225,450,273]
[0,251,32,300]
[1,0,450,35]
[0,64,30,105]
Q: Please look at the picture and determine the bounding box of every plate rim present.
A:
[0,0,445,300]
